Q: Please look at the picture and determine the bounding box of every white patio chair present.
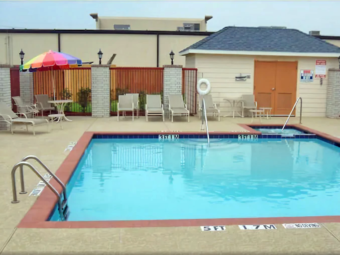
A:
[241,94,257,117]
[117,95,134,121]
[35,94,55,117]
[145,95,164,122]
[12,96,39,118]
[0,102,49,135]
[198,94,220,121]
[168,94,189,122]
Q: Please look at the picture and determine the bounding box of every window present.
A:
[183,23,200,31]
[114,24,130,30]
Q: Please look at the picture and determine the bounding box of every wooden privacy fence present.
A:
[33,68,92,115]
[32,67,197,116]
[110,67,164,113]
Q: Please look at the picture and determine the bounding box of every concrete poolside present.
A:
[0,116,340,255]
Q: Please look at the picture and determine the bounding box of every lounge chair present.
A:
[12,96,39,118]
[241,94,257,117]
[145,95,164,122]
[198,94,220,121]
[0,102,49,135]
[168,94,189,122]
[117,95,134,121]
[35,95,55,117]
[126,93,139,118]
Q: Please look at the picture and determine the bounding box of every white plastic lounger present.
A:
[145,95,164,122]
[198,94,220,121]
[12,96,39,118]
[168,94,189,122]
[0,102,49,135]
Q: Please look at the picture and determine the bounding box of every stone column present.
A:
[91,65,110,118]
[20,72,34,105]
[163,65,183,116]
[326,69,340,118]
[0,65,11,130]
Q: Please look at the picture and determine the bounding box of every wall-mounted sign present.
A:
[300,70,314,82]
[315,60,327,78]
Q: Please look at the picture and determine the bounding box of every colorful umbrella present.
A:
[20,50,82,100]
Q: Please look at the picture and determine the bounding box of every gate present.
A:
[182,68,197,115]
[10,66,20,112]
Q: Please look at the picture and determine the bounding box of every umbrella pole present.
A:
[52,68,56,100]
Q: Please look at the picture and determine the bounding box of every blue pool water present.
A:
[50,138,340,221]
[254,128,305,135]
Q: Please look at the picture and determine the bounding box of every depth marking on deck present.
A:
[239,224,277,230]
[282,223,321,229]
[201,226,226,231]
[29,173,52,196]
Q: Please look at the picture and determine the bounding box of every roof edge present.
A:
[0,29,214,36]
[180,49,340,57]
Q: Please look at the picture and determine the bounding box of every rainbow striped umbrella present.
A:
[21,50,82,100]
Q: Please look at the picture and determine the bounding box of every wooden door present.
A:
[254,61,297,115]
[254,61,276,110]
[275,61,297,115]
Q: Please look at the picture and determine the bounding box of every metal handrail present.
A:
[11,161,64,218]
[19,155,67,200]
[282,97,302,131]
[201,99,210,145]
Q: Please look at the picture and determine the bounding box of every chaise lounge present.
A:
[0,102,49,135]
[168,94,189,122]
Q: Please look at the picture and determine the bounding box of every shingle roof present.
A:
[180,27,340,54]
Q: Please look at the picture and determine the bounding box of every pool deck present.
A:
[1,116,340,254]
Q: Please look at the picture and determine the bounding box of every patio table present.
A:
[48,100,73,122]
[223,97,244,118]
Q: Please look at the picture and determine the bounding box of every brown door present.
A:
[254,61,276,110]
[254,61,297,115]
[275,61,297,115]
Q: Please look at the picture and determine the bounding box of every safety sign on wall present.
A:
[315,60,327,78]
[300,70,314,82]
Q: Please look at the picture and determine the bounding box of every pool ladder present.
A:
[201,98,210,145]
[10,155,69,221]
[282,97,302,131]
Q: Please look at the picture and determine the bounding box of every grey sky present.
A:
[0,1,339,35]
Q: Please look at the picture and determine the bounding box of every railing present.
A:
[11,157,69,221]
[201,98,210,145]
[282,97,302,131]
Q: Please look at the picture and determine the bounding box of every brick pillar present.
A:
[91,65,110,118]
[0,65,11,130]
[326,69,340,118]
[163,65,183,116]
[20,72,34,104]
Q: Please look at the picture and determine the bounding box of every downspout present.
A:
[156,34,159,67]
[58,33,61,52]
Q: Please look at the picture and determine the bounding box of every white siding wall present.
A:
[193,54,339,117]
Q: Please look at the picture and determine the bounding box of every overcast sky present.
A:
[0,1,339,35]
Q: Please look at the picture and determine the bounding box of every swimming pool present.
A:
[50,135,340,222]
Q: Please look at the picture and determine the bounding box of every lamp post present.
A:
[169,50,174,65]
[19,49,25,65]
[97,49,103,65]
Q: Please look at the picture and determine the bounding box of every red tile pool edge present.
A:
[18,126,340,228]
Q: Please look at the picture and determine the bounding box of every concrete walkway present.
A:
[0,116,340,254]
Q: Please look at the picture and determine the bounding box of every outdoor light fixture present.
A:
[19,49,25,65]
[338,56,340,69]
[169,50,175,65]
[97,49,103,65]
